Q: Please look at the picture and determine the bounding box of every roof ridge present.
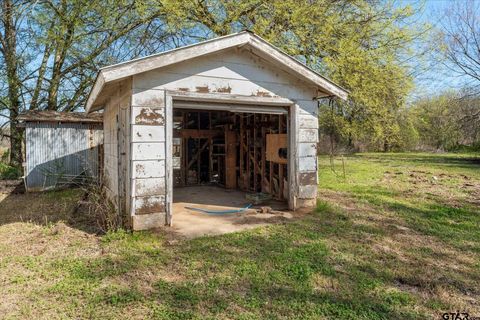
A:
[100,31,250,72]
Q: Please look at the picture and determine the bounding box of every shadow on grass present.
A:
[346,186,480,252]
[349,153,480,169]
[0,183,101,234]
[44,207,435,319]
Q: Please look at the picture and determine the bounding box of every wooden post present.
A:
[225,129,237,189]
[165,93,173,225]
[261,114,266,192]
[239,114,244,190]
[183,112,188,186]
[278,115,284,200]
[253,114,257,191]
[208,112,212,183]
[269,114,273,195]
[246,114,250,191]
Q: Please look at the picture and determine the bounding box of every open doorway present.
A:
[171,105,292,237]
[172,108,289,199]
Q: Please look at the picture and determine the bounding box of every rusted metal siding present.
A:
[25,122,103,191]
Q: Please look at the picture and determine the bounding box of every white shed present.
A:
[85,31,348,230]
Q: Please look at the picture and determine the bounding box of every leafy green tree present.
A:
[1,0,428,167]
[165,0,421,151]
[410,90,480,151]
[396,106,419,151]
[411,92,462,150]
[0,0,184,168]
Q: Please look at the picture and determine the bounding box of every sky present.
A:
[400,0,478,100]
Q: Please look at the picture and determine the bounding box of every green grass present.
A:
[319,153,480,250]
[0,152,479,319]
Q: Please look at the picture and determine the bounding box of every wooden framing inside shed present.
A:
[86,31,348,230]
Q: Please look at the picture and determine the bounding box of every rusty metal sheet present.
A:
[18,110,102,123]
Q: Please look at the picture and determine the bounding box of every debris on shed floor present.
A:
[171,186,295,238]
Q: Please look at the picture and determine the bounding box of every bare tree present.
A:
[440,1,480,91]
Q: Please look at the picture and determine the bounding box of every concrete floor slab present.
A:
[171,186,294,238]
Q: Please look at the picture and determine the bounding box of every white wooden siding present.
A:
[102,79,131,209]
[133,160,165,178]
[132,142,165,160]
[130,89,167,222]
[128,46,319,220]
[133,50,317,101]
[103,96,119,204]
[132,125,165,142]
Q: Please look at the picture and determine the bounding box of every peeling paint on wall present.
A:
[135,108,165,125]
[298,172,317,185]
[253,90,272,97]
[135,163,145,176]
[135,195,165,214]
[135,178,165,196]
[215,85,232,93]
[195,85,210,93]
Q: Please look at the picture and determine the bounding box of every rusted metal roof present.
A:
[17,110,103,123]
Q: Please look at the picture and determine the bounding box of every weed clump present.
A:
[81,181,123,233]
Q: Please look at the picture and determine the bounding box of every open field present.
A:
[0,153,479,319]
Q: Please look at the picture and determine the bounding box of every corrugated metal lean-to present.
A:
[24,122,103,191]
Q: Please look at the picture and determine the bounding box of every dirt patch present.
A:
[233,214,291,225]
[0,180,23,201]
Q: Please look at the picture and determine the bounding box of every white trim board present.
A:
[173,101,288,115]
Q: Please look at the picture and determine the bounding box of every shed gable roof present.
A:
[86,31,348,112]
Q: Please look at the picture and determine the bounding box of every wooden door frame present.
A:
[117,106,130,221]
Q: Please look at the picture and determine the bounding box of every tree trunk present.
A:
[2,0,23,168]
[8,119,23,168]
[383,139,390,152]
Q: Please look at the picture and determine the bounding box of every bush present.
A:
[82,181,123,233]
[0,164,21,180]
[0,149,21,180]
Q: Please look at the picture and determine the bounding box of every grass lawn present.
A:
[0,152,479,319]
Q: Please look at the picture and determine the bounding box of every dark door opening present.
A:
[172,108,289,202]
